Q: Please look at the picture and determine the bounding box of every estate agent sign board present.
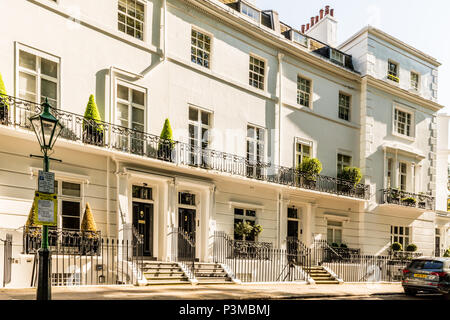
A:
[33,192,57,226]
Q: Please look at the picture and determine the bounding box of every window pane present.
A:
[189,107,198,121]
[41,58,58,78]
[327,229,333,243]
[19,72,36,96]
[117,84,129,101]
[62,217,80,230]
[132,107,144,124]
[246,210,256,217]
[247,126,255,138]
[19,50,36,71]
[132,89,145,105]
[117,103,129,120]
[201,111,210,125]
[234,208,244,216]
[335,230,342,244]
[62,182,81,197]
[41,79,57,101]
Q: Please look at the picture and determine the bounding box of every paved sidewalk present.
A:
[0,283,404,300]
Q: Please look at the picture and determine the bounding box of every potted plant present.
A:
[444,248,450,258]
[401,197,417,207]
[250,224,263,240]
[405,244,417,252]
[83,95,104,146]
[418,192,427,208]
[158,118,175,161]
[0,72,9,124]
[80,202,99,255]
[391,242,403,252]
[234,221,253,242]
[298,157,322,189]
[337,166,362,193]
[388,188,401,203]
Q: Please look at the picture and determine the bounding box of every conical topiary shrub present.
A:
[158,118,175,160]
[81,203,97,233]
[83,95,104,145]
[25,202,38,234]
[0,72,9,123]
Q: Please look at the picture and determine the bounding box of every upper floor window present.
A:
[249,56,265,90]
[387,158,393,189]
[399,162,407,191]
[330,49,345,66]
[191,29,211,69]
[118,0,145,41]
[241,3,260,22]
[295,139,312,168]
[411,72,419,90]
[337,153,351,175]
[234,208,256,241]
[394,108,412,137]
[18,49,59,108]
[388,60,399,83]
[188,106,211,165]
[338,93,351,121]
[297,76,311,108]
[292,31,308,47]
[116,83,145,132]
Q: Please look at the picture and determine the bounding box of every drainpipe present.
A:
[106,156,110,237]
[161,0,167,62]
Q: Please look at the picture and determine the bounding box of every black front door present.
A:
[132,202,153,257]
[178,208,196,259]
[287,220,300,259]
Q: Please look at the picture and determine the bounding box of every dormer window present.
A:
[388,61,399,83]
[330,49,345,66]
[241,2,260,22]
[292,31,308,47]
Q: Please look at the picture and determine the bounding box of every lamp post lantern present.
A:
[29,98,63,300]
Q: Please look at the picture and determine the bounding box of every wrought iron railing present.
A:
[313,240,362,264]
[381,188,434,210]
[387,250,423,261]
[168,227,196,279]
[0,93,369,200]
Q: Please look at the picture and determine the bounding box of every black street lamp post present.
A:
[29,99,63,300]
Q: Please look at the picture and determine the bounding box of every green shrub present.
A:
[81,202,97,233]
[159,118,175,147]
[0,72,9,110]
[251,224,263,238]
[331,242,339,248]
[401,197,417,205]
[391,242,403,252]
[83,95,103,131]
[338,167,362,185]
[235,221,253,240]
[298,157,322,181]
[405,244,417,252]
[340,243,348,248]
[444,248,450,258]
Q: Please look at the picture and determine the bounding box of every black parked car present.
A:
[402,257,450,298]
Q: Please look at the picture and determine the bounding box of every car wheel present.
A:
[404,288,417,296]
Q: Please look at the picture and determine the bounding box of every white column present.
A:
[303,203,313,247]
[165,180,177,261]
[117,173,132,245]
[201,186,214,262]
[160,181,169,261]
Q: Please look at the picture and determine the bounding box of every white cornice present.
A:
[339,26,441,67]
[365,75,444,112]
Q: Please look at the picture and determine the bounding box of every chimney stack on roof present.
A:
[302,6,337,47]
[325,5,330,15]
[310,17,315,27]
[330,9,334,17]
[301,25,305,33]
[306,23,310,31]
[302,6,335,33]
[320,9,324,19]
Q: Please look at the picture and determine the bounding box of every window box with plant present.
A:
[387,74,400,83]
[297,157,322,189]
[83,95,104,146]
[337,166,362,194]
[401,197,417,207]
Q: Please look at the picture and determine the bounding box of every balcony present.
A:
[23,226,101,255]
[0,94,369,200]
[381,188,434,210]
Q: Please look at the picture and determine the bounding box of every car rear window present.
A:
[409,260,443,270]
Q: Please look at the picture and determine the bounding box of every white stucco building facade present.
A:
[0,0,448,287]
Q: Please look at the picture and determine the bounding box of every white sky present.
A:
[255,0,450,115]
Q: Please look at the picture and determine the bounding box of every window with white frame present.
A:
[388,60,399,82]
[338,93,351,121]
[391,225,410,248]
[249,55,265,90]
[327,220,343,245]
[191,29,211,69]
[234,208,256,241]
[292,31,308,47]
[241,3,260,22]
[387,158,393,188]
[247,125,265,165]
[330,49,345,66]
[189,106,211,164]
[399,162,407,191]
[394,108,413,137]
[118,0,145,40]
[295,139,312,168]
[116,83,145,132]
[297,76,311,108]
[411,72,419,90]
[54,180,82,230]
[18,49,59,108]
[337,153,352,175]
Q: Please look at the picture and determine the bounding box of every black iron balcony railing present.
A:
[0,94,369,200]
[23,226,101,255]
[381,188,434,210]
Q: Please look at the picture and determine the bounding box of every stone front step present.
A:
[303,266,339,284]
[143,261,190,285]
